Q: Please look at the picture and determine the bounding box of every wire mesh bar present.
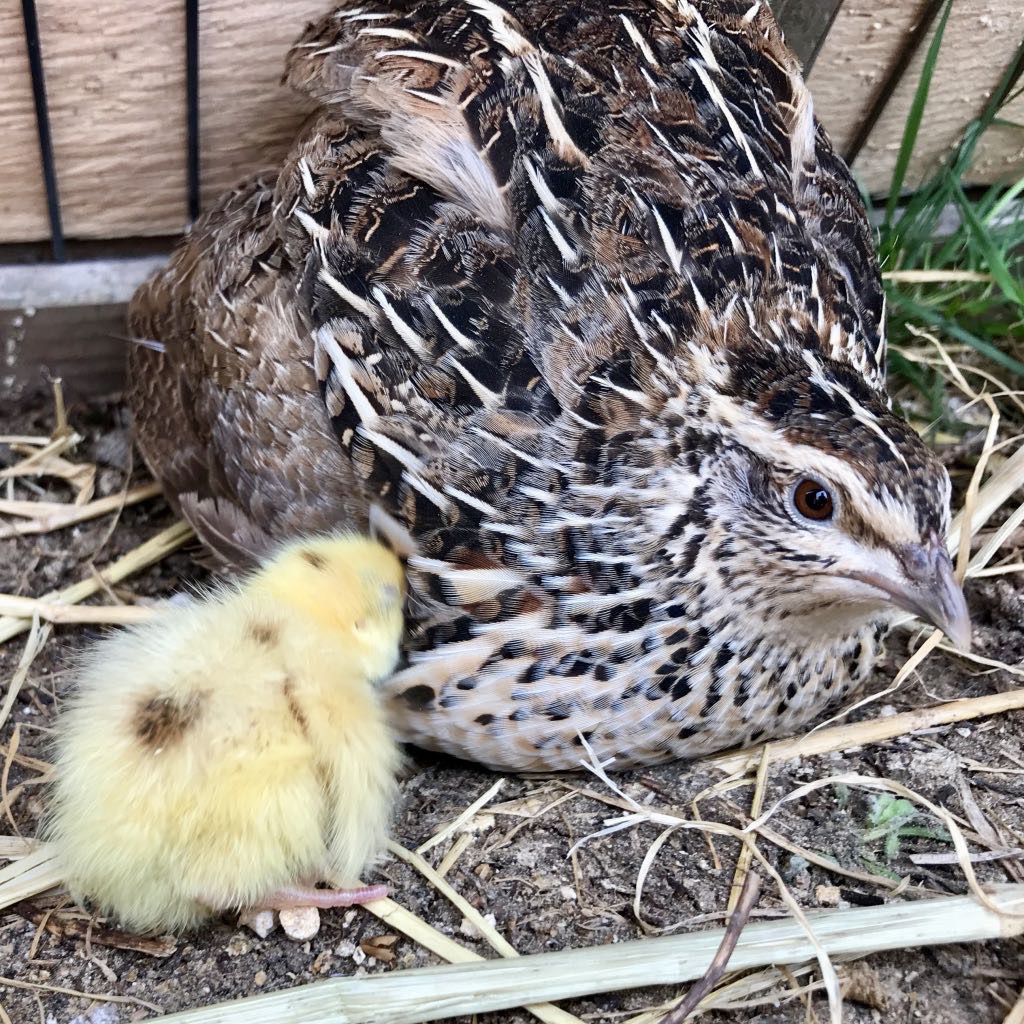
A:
[186,0,201,222]
[20,0,65,262]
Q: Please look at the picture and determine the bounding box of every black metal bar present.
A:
[20,0,65,262]
[844,0,946,166]
[773,0,847,75]
[186,0,201,221]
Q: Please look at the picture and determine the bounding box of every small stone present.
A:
[225,933,252,957]
[253,971,268,987]
[239,909,275,939]
[335,939,358,957]
[360,934,399,963]
[460,913,496,939]
[68,1005,120,1024]
[311,951,334,974]
[460,812,495,834]
[815,884,841,906]
[280,906,321,941]
[475,863,493,881]
[559,885,577,901]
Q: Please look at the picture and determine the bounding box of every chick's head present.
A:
[259,535,406,680]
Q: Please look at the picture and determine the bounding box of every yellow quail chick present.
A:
[44,535,404,933]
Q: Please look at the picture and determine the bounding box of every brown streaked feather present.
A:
[127,1,943,772]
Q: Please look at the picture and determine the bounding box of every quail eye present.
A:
[792,479,834,521]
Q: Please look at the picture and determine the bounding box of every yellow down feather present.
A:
[43,535,404,933]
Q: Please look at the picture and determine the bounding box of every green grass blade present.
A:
[883,0,954,230]
[954,186,1024,307]
[894,296,1024,377]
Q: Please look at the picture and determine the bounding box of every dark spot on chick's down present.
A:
[134,692,205,750]
[301,549,328,570]
[248,620,278,646]
[399,684,436,711]
[282,677,310,740]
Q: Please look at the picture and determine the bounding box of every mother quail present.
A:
[127,0,970,770]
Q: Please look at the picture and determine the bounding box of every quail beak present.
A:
[850,543,971,651]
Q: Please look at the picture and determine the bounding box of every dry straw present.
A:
[126,886,1024,1024]
[3,315,1024,1022]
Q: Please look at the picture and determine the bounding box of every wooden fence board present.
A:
[0,2,50,241]
[812,0,1024,194]
[0,0,1022,245]
[0,0,324,244]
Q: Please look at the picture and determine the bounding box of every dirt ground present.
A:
[2,392,1023,1024]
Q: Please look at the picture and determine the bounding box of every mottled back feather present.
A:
[128,1,942,770]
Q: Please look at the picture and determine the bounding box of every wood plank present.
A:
[0,1,49,242]
[0,0,1021,245]
[811,0,1024,194]
[0,0,326,244]
[1,257,163,399]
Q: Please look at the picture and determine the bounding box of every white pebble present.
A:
[239,909,276,939]
[280,906,321,941]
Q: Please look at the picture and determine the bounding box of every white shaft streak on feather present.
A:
[642,68,661,109]
[443,485,502,519]
[546,274,574,306]
[410,558,523,603]
[690,60,763,179]
[315,327,380,427]
[523,52,588,166]
[359,426,455,512]
[297,158,316,200]
[786,75,817,188]
[676,0,720,70]
[402,87,450,107]
[647,201,683,274]
[619,14,661,69]
[340,11,392,22]
[368,502,420,558]
[293,207,331,242]
[463,5,585,163]
[644,118,689,166]
[540,208,579,264]
[377,48,465,69]
[373,287,430,357]
[319,267,376,319]
[563,585,658,615]
[809,265,825,333]
[517,484,559,506]
[717,213,743,257]
[358,26,420,42]
[830,379,909,470]
[449,358,504,407]
[742,2,762,21]
[596,375,654,410]
[525,159,563,216]
[426,296,477,350]
[465,0,530,53]
[470,427,548,470]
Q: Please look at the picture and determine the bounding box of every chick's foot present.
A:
[261,883,389,909]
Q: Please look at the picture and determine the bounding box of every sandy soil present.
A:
[2,393,1023,1024]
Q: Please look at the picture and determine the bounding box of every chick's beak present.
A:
[853,543,971,650]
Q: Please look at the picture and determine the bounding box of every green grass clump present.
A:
[870,0,1024,385]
